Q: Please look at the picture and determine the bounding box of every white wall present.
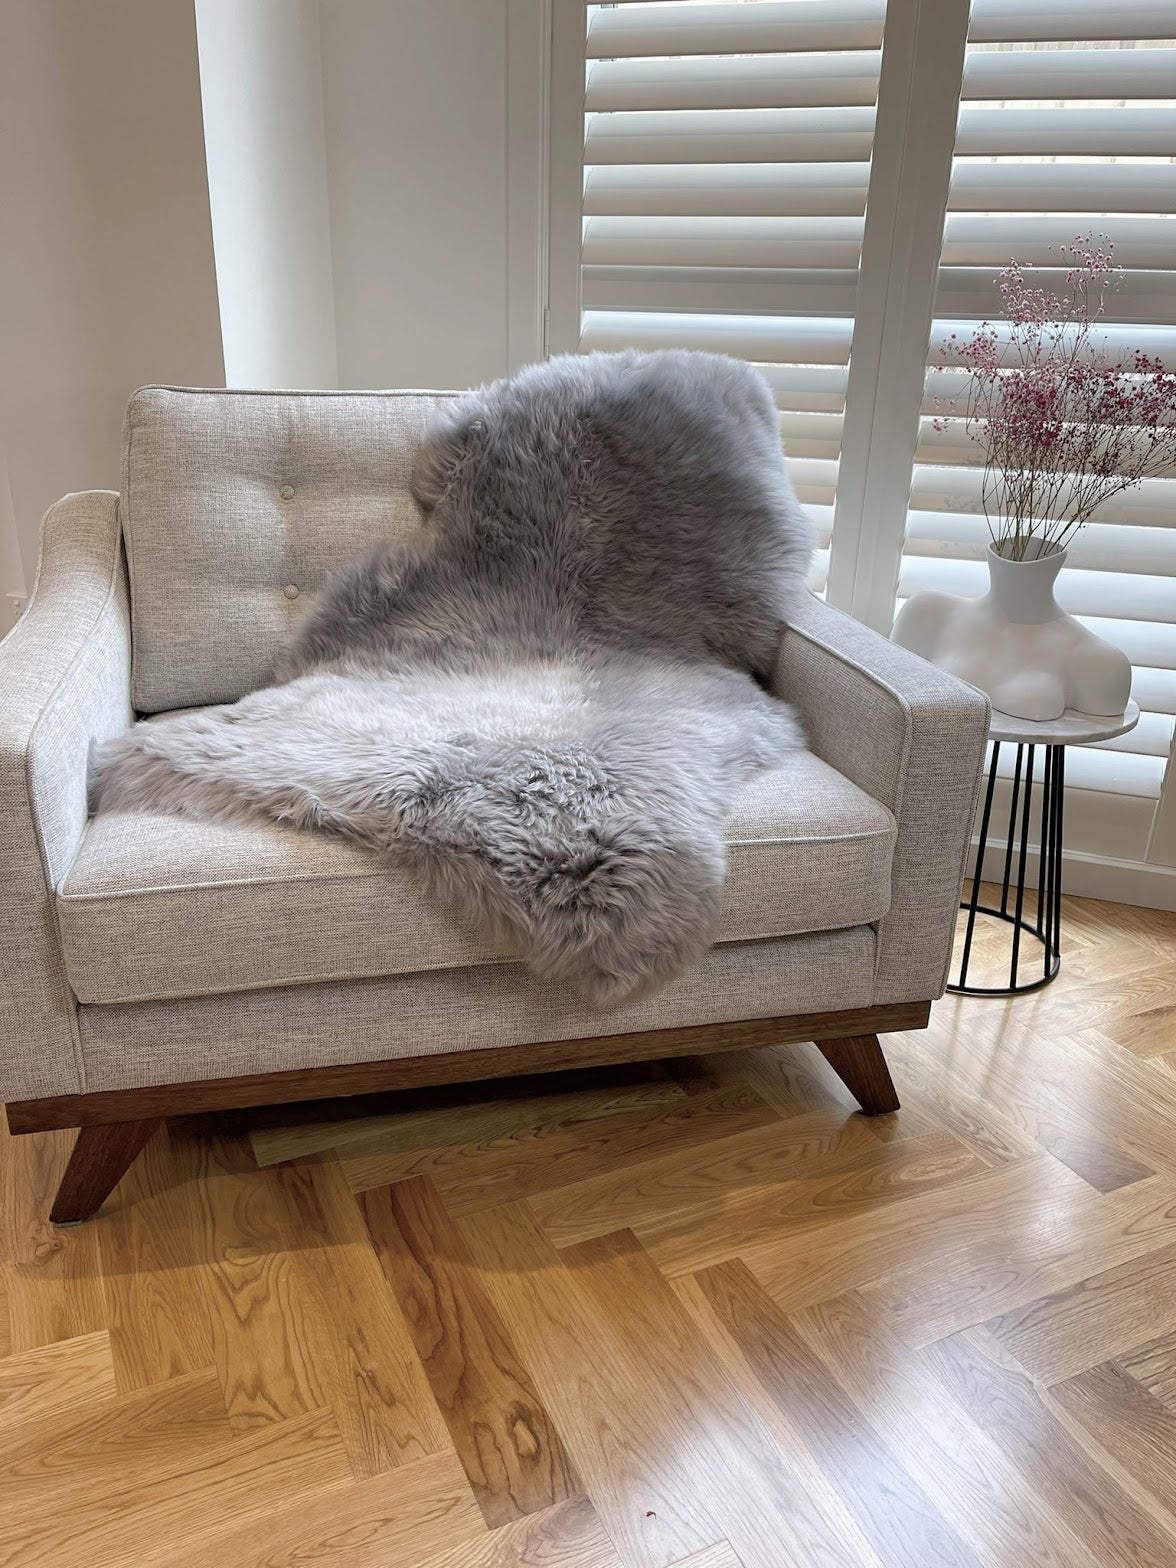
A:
[0,0,224,585]
[195,0,338,388]
[318,0,513,390]
[0,0,548,592]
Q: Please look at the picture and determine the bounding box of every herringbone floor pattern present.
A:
[2,890,1175,1566]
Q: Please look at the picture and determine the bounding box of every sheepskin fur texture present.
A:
[93,350,814,1004]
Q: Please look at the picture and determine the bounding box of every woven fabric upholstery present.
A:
[775,593,990,1005]
[0,492,132,1098]
[76,926,877,1090]
[121,386,458,711]
[0,401,980,1109]
[58,748,895,1005]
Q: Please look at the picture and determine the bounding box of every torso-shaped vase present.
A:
[891,540,1132,722]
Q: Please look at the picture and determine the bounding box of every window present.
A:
[554,0,892,596]
[899,3,1176,863]
[552,0,1176,887]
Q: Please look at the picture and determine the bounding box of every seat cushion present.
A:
[58,749,895,1006]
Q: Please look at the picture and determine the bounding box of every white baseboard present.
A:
[967,841,1176,913]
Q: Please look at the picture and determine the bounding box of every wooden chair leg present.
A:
[49,1119,163,1225]
[817,1034,900,1116]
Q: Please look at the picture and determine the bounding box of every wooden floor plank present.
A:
[0,1125,107,1352]
[667,1548,745,1568]
[671,1542,746,1568]
[414,1495,624,1568]
[693,1259,984,1568]
[346,1084,779,1218]
[0,1406,354,1568]
[864,1173,1176,1348]
[638,1133,988,1276]
[181,1135,329,1431]
[360,1175,581,1528]
[248,1062,686,1168]
[460,1199,751,1568]
[559,1229,885,1568]
[0,1264,11,1357]
[165,1447,485,1568]
[921,1330,1176,1568]
[527,1108,888,1249]
[743,1154,1090,1314]
[882,1031,1087,1168]
[97,1127,217,1392]
[1050,1361,1176,1527]
[1115,1329,1176,1409]
[971,1239,1176,1385]
[273,1159,451,1475]
[0,1366,231,1510]
[0,1329,116,1431]
[913,1014,1176,1189]
[791,1290,1106,1568]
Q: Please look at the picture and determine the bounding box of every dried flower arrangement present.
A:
[931,235,1176,563]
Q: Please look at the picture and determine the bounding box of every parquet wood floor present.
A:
[2,890,1174,1566]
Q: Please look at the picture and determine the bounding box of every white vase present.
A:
[892,537,1132,722]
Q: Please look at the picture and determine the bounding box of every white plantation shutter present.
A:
[570,0,893,593]
[552,0,1176,881]
[896,3,1176,821]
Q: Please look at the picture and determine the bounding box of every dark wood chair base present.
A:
[817,1034,901,1115]
[49,1119,163,1225]
[14,1000,923,1222]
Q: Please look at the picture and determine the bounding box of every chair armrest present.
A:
[0,492,131,1100]
[773,593,990,1004]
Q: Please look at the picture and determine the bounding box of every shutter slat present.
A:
[778,410,844,459]
[936,269,1176,325]
[1005,748,1166,798]
[586,2,885,60]
[1132,667,1176,715]
[904,511,1176,577]
[759,363,849,411]
[583,216,865,270]
[956,106,1176,158]
[586,53,879,113]
[784,457,840,505]
[1076,615,1176,669]
[962,47,1176,101]
[915,423,1176,481]
[910,466,1176,528]
[941,216,1176,272]
[930,321,1176,366]
[968,0,1176,44]
[585,108,875,165]
[584,163,871,218]
[582,268,860,315]
[1086,712,1174,758]
[581,310,854,362]
[948,161,1176,215]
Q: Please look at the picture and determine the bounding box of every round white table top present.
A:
[988,699,1140,746]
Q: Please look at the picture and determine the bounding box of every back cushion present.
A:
[121,386,458,712]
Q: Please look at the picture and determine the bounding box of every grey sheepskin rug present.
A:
[93,350,814,1004]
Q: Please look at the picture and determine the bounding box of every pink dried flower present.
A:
[929,233,1176,559]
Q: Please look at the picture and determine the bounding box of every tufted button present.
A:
[283,583,300,600]
[279,484,295,500]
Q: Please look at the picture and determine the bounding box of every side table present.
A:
[950,700,1140,996]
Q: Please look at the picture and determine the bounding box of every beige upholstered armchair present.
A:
[0,388,990,1222]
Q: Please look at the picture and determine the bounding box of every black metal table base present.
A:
[949,740,1065,996]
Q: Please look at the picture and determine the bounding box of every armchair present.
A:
[0,387,989,1221]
